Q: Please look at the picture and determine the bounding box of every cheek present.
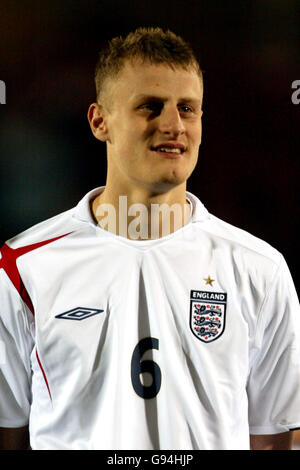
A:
[113,133,141,170]
[119,129,147,159]
[191,124,202,146]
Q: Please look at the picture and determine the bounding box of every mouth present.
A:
[150,143,186,158]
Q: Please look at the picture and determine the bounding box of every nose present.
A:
[157,105,185,137]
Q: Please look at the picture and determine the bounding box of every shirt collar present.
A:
[74,186,210,225]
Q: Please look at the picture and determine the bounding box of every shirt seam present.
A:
[252,253,284,351]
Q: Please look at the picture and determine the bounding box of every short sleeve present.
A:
[0,267,35,428]
[247,254,300,434]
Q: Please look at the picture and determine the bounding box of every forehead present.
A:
[107,60,203,105]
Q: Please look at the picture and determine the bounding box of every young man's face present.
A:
[95,60,203,194]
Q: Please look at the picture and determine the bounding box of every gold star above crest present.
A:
[204,275,215,286]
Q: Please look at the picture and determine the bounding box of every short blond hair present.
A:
[94,27,203,102]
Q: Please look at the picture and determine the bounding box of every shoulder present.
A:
[188,191,282,269]
[190,209,284,287]
[0,206,87,314]
[205,213,282,266]
[2,187,102,251]
[2,207,79,251]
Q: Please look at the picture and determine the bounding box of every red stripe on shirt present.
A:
[0,233,72,314]
[36,349,52,401]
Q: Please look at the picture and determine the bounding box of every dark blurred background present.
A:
[0,0,299,290]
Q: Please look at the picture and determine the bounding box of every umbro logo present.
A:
[55,307,104,321]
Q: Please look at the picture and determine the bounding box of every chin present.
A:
[145,174,188,194]
[160,167,193,186]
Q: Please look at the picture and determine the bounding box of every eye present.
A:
[139,102,162,112]
[179,105,193,113]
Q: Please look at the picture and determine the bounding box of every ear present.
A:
[87,103,109,142]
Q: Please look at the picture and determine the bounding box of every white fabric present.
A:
[0,186,300,450]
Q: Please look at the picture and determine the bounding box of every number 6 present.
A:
[131,337,162,399]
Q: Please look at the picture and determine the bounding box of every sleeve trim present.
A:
[0,418,29,428]
[249,423,300,435]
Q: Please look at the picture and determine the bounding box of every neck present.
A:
[92,183,191,240]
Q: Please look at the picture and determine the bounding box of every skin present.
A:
[88,60,203,238]
[250,432,293,450]
[88,59,294,449]
[0,60,293,451]
[0,426,29,450]
[0,426,293,450]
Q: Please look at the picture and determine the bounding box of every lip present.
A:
[152,142,186,151]
[150,142,187,158]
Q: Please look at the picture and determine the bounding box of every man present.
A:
[0,27,300,450]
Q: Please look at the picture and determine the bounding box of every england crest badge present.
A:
[190,290,227,343]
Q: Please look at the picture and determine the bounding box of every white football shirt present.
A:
[0,187,300,450]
